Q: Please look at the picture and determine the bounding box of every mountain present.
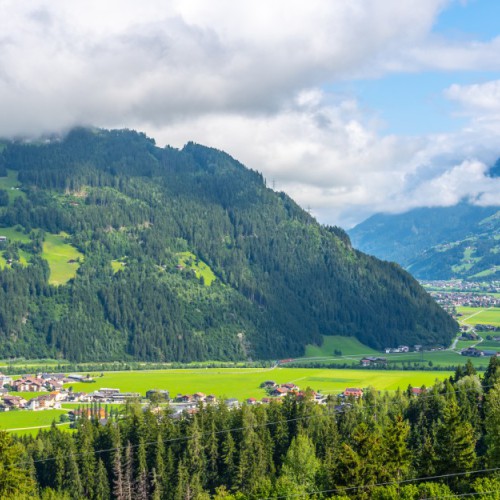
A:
[349,196,500,281]
[0,128,457,362]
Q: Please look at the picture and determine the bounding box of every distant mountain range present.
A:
[349,161,500,281]
[0,127,457,362]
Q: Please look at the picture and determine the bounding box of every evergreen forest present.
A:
[0,128,457,362]
[2,357,500,499]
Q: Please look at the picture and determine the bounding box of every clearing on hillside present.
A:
[42,232,84,285]
[177,251,216,286]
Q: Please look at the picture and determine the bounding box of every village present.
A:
[0,371,407,418]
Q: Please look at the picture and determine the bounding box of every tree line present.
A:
[1,357,499,499]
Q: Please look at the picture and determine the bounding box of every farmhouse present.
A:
[343,388,363,398]
[360,357,387,367]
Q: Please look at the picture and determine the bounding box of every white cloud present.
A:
[1,1,500,227]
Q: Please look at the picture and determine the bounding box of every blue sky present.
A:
[330,1,500,135]
[2,0,500,226]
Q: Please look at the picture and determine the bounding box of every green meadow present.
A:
[42,232,84,285]
[177,251,216,286]
[456,306,500,326]
[304,335,378,358]
[67,367,453,400]
[0,409,68,432]
[0,170,26,203]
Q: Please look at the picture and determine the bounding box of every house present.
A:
[398,345,410,353]
[69,407,106,421]
[360,357,387,367]
[343,388,363,399]
[68,392,89,402]
[281,383,298,390]
[2,395,27,409]
[193,392,206,402]
[246,397,258,405]
[224,398,239,408]
[271,387,289,397]
[260,380,277,389]
[146,389,170,401]
[411,387,423,396]
[461,347,484,357]
[178,395,193,403]
[206,394,217,404]
[13,377,44,392]
[0,373,12,387]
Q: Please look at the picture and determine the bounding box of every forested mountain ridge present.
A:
[348,201,500,281]
[0,128,457,361]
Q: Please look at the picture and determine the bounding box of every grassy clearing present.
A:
[42,232,84,285]
[67,367,454,400]
[111,260,126,273]
[305,335,378,358]
[177,251,216,286]
[0,409,68,431]
[0,170,26,203]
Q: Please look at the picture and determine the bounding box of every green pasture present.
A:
[456,307,500,327]
[11,423,73,437]
[67,367,454,400]
[304,335,378,358]
[42,232,84,285]
[0,170,26,203]
[0,226,31,243]
[0,409,68,432]
[177,251,216,286]
[111,259,126,273]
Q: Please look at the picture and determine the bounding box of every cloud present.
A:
[0,0,451,137]
[445,80,500,116]
[1,1,500,227]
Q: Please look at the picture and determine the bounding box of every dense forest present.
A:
[0,128,457,362]
[2,357,499,499]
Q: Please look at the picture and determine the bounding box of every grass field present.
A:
[456,307,500,327]
[42,232,84,285]
[0,409,68,431]
[0,170,26,203]
[66,367,454,400]
[304,335,378,358]
[177,251,216,286]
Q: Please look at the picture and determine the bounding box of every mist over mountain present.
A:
[0,128,457,361]
[349,162,500,281]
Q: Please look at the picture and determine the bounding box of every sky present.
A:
[1,0,500,228]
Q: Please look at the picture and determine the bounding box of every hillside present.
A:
[0,128,457,361]
[349,202,500,281]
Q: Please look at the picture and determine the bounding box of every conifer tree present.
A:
[94,458,110,500]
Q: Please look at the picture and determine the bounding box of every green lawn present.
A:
[42,232,84,285]
[177,251,216,286]
[67,367,454,400]
[0,409,68,431]
[304,335,378,358]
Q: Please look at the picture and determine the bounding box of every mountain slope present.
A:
[0,128,457,361]
[349,203,500,281]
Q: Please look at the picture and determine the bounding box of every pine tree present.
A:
[94,458,110,500]
[0,431,35,498]
[484,381,500,467]
[435,399,477,475]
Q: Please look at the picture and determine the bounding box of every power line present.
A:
[425,490,500,499]
[16,382,496,470]
[262,467,500,500]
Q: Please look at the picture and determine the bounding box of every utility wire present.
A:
[15,382,496,469]
[261,467,500,499]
